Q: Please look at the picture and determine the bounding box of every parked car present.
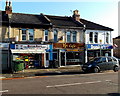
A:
[82,56,119,73]
[113,57,120,65]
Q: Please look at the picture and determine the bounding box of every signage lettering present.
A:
[53,43,85,49]
[63,43,76,48]
[14,44,49,50]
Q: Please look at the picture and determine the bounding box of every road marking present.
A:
[46,81,102,88]
[49,71,117,78]
[0,90,9,93]
[105,80,112,82]
[105,80,118,86]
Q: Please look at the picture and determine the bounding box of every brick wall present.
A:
[113,38,120,58]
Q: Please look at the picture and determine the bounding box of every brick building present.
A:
[113,36,120,59]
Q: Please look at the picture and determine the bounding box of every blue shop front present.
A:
[86,44,113,61]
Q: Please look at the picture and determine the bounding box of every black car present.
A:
[82,56,119,73]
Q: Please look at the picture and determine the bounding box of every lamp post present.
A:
[8,14,12,71]
[100,39,102,56]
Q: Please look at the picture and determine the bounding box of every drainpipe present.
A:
[8,14,12,72]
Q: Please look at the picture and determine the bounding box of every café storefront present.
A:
[10,44,50,69]
[53,43,85,66]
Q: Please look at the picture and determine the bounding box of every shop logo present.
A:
[63,43,76,48]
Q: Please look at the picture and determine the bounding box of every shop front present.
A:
[86,44,113,61]
[53,43,85,66]
[10,44,50,69]
[0,43,9,71]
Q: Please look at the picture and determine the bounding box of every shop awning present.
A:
[11,49,45,53]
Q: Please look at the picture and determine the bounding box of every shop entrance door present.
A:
[34,54,42,68]
[61,52,65,66]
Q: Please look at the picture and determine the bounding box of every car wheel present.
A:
[113,66,119,72]
[93,67,99,73]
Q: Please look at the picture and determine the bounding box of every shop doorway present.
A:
[61,52,65,66]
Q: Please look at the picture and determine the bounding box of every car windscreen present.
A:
[89,57,101,63]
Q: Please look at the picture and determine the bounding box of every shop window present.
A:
[44,29,49,41]
[72,31,77,42]
[94,32,98,43]
[89,32,93,43]
[66,31,71,42]
[54,30,58,42]
[53,53,57,60]
[106,33,109,43]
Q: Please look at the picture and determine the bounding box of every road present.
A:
[1,71,119,95]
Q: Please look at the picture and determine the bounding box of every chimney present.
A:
[72,10,80,22]
[5,0,12,14]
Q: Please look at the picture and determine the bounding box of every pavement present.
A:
[1,66,83,79]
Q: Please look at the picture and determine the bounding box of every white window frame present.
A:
[89,32,93,43]
[21,29,34,41]
[44,29,49,41]
[94,32,98,43]
[21,29,27,41]
[28,29,34,41]
[106,32,109,43]
[66,31,71,42]
[72,31,77,42]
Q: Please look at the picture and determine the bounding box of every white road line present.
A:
[0,90,9,93]
[46,81,102,88]
[105,80,112,82]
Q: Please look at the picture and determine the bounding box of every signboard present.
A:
[53,43,85,49]
[87,44,113,50]
[10,44,49,53]
[10,44,49,50]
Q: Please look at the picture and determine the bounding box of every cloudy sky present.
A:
[1,0,119,38]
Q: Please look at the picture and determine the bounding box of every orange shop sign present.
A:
[53,43,85,49]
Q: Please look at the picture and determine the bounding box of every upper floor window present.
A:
[22,29,34,41]
[22,29,27,41]
[72,31,77,42]
[106,33,109,43]
[54,30,58,42]
[94,32,98,43]
[44,29,49,41]
[89,32,93,43]
[28,29,34,41]
[66,31,71,42]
